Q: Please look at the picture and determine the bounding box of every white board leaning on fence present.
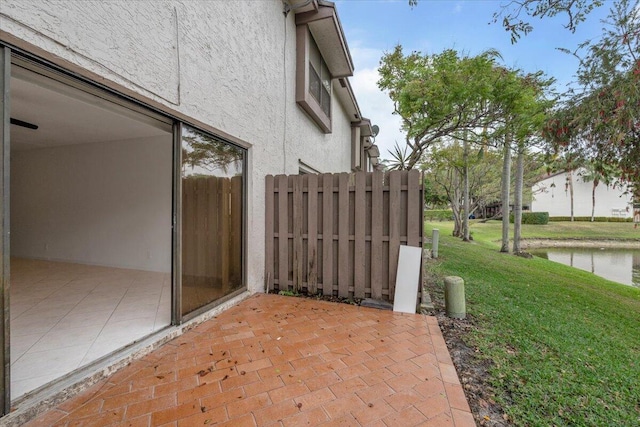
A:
[393,245,423,314]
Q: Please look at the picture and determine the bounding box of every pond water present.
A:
[532,248,640,288]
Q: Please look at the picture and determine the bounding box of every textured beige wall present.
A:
[1,0,356,293]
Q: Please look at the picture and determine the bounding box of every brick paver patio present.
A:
[24,294,474,426]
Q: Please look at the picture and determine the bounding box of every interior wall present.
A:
[10,135,172,272]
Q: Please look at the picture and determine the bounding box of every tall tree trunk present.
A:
[500,134,512,253]
[591,180,598,222]
[462,137,470,242]
[452,169,463,237]
[513,143,524,254]
[568,170,575,221]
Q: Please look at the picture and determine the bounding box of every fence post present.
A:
[444,276,465,318]
[432,229,440,259]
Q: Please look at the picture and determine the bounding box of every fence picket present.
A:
[293,176,303,291]
[338,173,349,298]
[407,170,420,247]
[354,172,366,298]
[371,171,383,300]
[277,175,289,289]
[388,171,401,300]
[322,174,333,296]
[265,175,274,291]
[307,174,318,294]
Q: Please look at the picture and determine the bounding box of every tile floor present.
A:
[24,294,475,427]
[10,258,171,398]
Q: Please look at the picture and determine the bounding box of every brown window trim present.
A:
[296,26,331,133]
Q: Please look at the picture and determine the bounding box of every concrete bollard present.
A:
[444,276,465,318]
[432,229,439,259]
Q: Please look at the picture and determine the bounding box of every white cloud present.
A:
[348,43,406,161]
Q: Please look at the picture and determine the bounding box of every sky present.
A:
[335,0,612,161]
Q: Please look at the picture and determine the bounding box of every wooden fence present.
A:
[182,175,243,292]
[265,170,423,302]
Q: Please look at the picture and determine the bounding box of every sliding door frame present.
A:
[0,45,11,416]
[172,122,183,325]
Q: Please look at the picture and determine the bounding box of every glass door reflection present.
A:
[181,126,244,316]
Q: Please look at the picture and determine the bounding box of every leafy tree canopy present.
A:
[543,0,639,184]
[493,0,604,43]
[409,0,605,43]
[378,46,553,170]
[182,132,243,175]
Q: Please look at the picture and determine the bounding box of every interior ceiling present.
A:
[10,68,171,151]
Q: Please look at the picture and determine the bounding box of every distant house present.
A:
[531,169,634,219]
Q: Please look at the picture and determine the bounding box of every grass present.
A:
[432,219,640,242]
[425,221,640,426]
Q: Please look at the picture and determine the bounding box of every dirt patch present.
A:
[269,289,363,306]
[424,271,511,426]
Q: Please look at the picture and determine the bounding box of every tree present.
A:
[421,141,503,237]
[493,0,604,43]
[566,0,640,185]
[492,69,553,252]
[182,130,243,175]
[382,142,411,171]
[516,0,640,186]
[542,146,585,222]
[500,132,512,252]
[377,47,508,170]
[580,160,620,221]
[410,0,605,43]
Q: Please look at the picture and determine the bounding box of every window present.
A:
[308,36,331,118]
[294,3,354,134]
[296,27,332,132]
[294,3,355,134]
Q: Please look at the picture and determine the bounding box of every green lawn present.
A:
[430,219,640,242]
[425,221,640,426]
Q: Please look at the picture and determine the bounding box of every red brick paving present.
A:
[24,294,474,426]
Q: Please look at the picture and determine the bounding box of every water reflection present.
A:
[533,248,640,287]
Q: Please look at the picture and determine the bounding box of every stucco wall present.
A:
[11,136,173,272]
[1,0,355,293]
[532,170,633,218]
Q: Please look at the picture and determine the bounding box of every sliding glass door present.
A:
[180,126,245,316]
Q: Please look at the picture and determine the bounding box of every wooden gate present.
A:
[265,170,423,301]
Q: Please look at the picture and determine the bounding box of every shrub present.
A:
[509,212,549,224]
[549,216,633,222]
[424,209,453,221]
